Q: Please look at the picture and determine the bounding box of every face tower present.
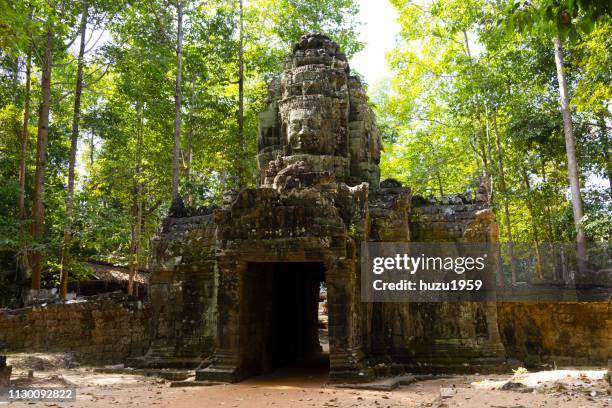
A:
[257,33,381,191]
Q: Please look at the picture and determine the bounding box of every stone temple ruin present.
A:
[143,33,511,382]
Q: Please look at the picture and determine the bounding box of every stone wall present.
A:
[361,192,509,374]
[0,295,149,364]
[142,210,218,367]
[497,301,611,366]
[409,194,491,242]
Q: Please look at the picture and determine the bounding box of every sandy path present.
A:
[2,353,609,407]
[5,374,605,408]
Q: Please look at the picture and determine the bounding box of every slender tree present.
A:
[60,0,89,299]
[521,165,543,279]
[504,0,610,259]
[18,46,32,221]
[492,110,518,284]
[128,100,144,296]
[30,28,54,291]
[172,0,184,200]
[237,0,245,187]
[553,35,587,266]
[185,76,195,197]
[17,47,33,279]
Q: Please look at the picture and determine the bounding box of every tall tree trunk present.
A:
[521,166,543,280]
[186,76,195,200]
[492,111,518,284]
[186,86,194,184]
[553,35,587,268]
[483,106,494,202]
[60,2,88,299]
[128,100,143,296]
[462,29,471,58]
[171,0,183,200]
[478,132,488,175]
[477,126,492,202]
[466,28,495,204]
[30,29,54,291]
[540,158,555,241]
[18,51,32,221]
[476,111,493,203]
[540,158,560,280]
[237,0,245,187]
[17,48,33,280]
[90,130,94,167]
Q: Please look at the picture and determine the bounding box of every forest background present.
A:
[0,0,610,303]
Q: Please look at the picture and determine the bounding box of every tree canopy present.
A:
[0,0,609,303]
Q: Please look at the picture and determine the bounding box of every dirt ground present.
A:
[2,353,610,408]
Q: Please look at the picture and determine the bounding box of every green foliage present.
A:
[384,0,611,243]
[1,0,609,301]
[0,0,363,293]
[248,0,364,57]
[582,188,612,241]
[44,258,94,287]
[505,0,612,40]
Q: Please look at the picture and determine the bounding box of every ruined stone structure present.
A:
[498,302,611,366]
[145,34,511,382]
[0,294,149,364]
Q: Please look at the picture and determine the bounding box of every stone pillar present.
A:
[325,256,373,381]
[464,209,506,349]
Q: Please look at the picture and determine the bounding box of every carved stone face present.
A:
[287,108,322,153]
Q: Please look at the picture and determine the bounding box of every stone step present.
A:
[195,366,239,383]
[147,346,175,358]
[170,380,224,387]
[149,350,174,358]
[93,367,192,381]
[127,356,203,370]
[334,375,417,391]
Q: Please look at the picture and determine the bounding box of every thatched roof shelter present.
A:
[84,262,148,285]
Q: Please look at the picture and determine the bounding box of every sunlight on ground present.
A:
[63,372,144,386]
[515,369,606,387]
[473,368,607,389]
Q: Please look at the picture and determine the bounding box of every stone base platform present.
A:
[403,357,522,375]
[126,356,204,370]
[93,367,193,381]
[334,374,417,391]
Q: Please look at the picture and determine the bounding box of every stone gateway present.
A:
[143,33,512,382]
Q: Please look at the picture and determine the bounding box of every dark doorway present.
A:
[241,262,327,377]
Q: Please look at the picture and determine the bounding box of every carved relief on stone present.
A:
[286,106,324,153]
[281,65,348,100]
[278,95,348,157]
[272,160,311,192]
[256,33,381,189]
[288,33,348,71]
[257,78,282,153]
[347,76,382,188]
